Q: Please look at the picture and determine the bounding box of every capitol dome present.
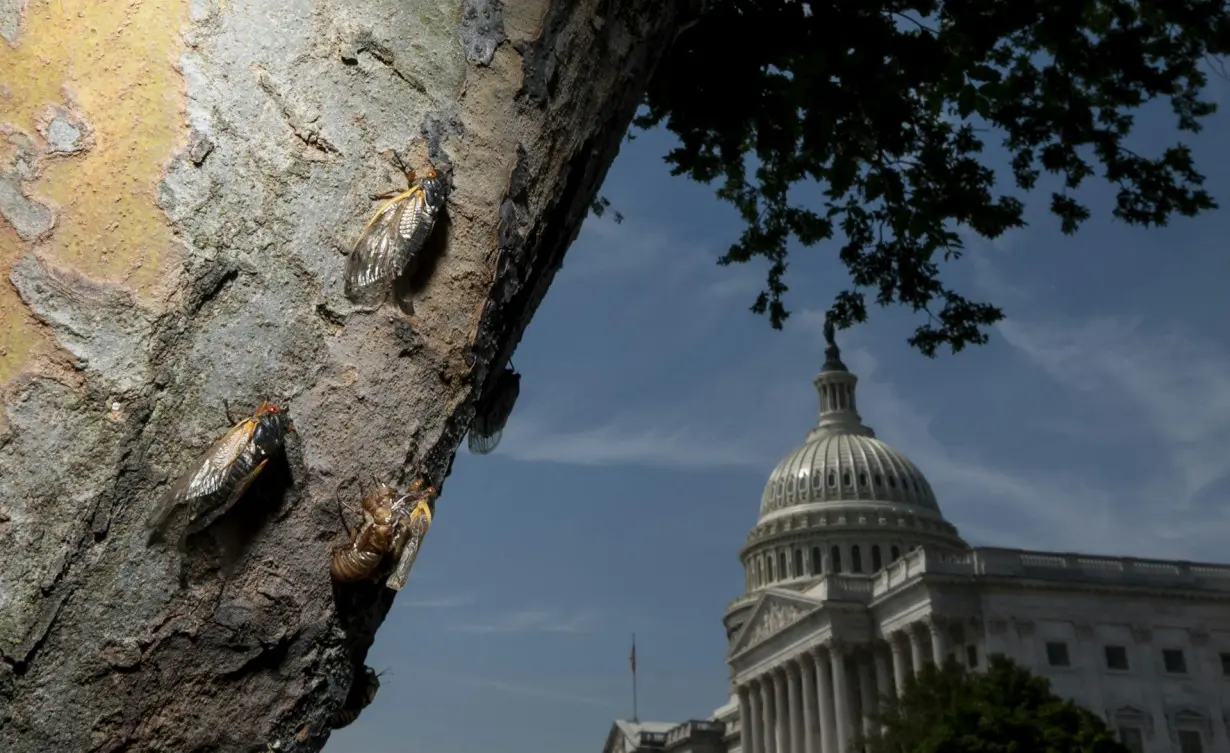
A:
[759,432,941,519]
[723,326,967,639]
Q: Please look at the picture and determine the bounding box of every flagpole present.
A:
[630,633,639,723]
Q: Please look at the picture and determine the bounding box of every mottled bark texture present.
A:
[0,1,693,750]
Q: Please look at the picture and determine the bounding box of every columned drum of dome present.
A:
[723,325,967,639]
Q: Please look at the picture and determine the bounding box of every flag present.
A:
[630,635,637,675]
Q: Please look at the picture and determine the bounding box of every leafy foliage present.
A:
[865,655,1131,753]
[638,0,1230,355]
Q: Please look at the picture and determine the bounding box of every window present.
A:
[1178,730,1203,753]
[1104,645,1129,671]
[888,475,896,488]
[874,473,883,486]
[766,558,774,581]
[1220,652,1230,676]
[851,545,863,573]
[890,545,901,562]
[859,472,867,486]
[794,549,804,577]
[871,545,883,571]
[812,471,822,489]
[966,645,978,668]
[831,546,842,573]
[842,472,851,486]
[1046,641,1071,667]
[1163,648,1187,674]
[1117,727,1144,753]
[779,552,788,578]
[811,547,823,575]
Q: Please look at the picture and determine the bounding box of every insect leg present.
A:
[335,486,354,537]
[390,150,415,184]
[223,398,237,426]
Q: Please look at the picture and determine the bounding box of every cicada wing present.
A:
[467,367,520,455]
[184,457,269,536]
[344,186,437,305]
[145,420,257,541]
[385,502,432,592]
[466,427,503,455]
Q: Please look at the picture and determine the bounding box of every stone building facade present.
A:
[608,335,1230,753]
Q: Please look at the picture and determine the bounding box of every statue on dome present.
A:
[822,313,847,371]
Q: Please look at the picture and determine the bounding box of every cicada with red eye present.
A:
[146,401,294,544]
[467,363,521,455]
[344,158,448,306]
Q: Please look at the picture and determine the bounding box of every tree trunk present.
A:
[0,1,693,750]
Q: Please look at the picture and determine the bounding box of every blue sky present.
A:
[325,74,1230,753]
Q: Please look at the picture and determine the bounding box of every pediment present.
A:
[1111,706,1152,733]
[728,591,821,658]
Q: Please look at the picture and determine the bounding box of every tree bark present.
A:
[0,1,693,750]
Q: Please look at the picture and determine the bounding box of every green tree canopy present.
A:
[634,0,1230,356]
[865,655,1131,753]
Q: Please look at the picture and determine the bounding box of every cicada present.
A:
[343,160,448,306]
[466,363,521,455]
[384,478,435,592]
[146,401,293,543]
[329,665,383,730]
[332,478,437,587]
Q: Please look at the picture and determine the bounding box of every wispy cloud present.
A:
[402,594,477,609]
[996,316,1230,501]
[499,415,769,471]
[450,675,616,709]
[451,609,596,635]
[562,215,761,296]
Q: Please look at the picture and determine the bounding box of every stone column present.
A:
[889,635,908,697]
[739,685,757,753]
[773,667,788,753]
[832,642,852,753]
[929,618,948,665]
[857,653,876,744]
[873,646,892,728]
[762,676,776,753]
[787,662,803,753]
[815,650,836,753]
[800,655,818,753]
[907,627,926,673]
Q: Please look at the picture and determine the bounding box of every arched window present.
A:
[811,547,823,575]
[871,545,883,571]
[831,545,842,574]
[842,471,851,486]
[859,472,867,486]
[827,471,836,487]
[766,557,774,582]
[851,545,864,573]
[794,549,804,577]
[779,551,788,579]
[891,545,901,562]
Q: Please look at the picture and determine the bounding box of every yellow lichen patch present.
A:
[0,0,189,384]
[0,227,50,385]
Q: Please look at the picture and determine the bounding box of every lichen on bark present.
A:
[0,0,697,750]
